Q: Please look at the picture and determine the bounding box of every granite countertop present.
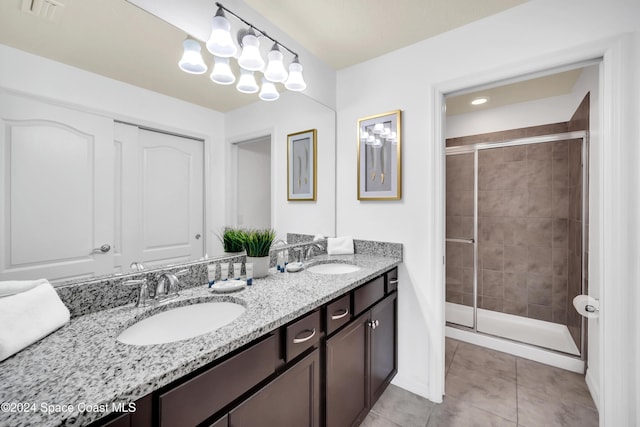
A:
[0,254,400,427]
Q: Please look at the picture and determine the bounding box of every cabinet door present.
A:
[326,315,369,427]
[229,349,320,427]
[369,292,397,406]
[0,92,114,281]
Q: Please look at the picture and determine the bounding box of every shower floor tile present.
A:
[360,338,597,427]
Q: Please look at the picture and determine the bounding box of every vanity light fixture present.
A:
[470,96,489,106]
[179,1,307,101]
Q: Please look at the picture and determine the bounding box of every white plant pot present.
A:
[246,256,270,278]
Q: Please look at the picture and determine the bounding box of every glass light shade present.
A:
[284,58,306,91]
[179,39,207,74]
[259,78,279,101]
[373,138,383,147]
[206,9,237,57]
[238,32,265,71]
[263,46,288,83]
[210,57,235,85]
[372,123,384,134]
[236,69,259,93]
[366,135,376,145]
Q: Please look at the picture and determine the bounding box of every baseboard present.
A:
[585,367,600,412]
[391,373,434,401]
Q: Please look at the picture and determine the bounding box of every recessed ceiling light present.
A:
[470,97,489,106]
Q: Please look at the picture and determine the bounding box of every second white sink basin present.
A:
[117,301,245,346]
[307,263,360,274]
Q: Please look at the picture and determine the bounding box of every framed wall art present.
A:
[357,110,402,200]
[287,129,317,201]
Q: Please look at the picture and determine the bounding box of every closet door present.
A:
[0,93,114,282]
[116,123,204,269]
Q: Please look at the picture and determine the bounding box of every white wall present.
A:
[446,92,577,138]
[236,138,271,229]
[336,2,640,425]
[0,44,226,257]
[225,91,336,239]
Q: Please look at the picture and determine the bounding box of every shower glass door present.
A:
[445,152,476,329]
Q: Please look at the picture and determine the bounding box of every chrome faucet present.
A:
[305,242,325,260]
[156,273,180,300]
[123,278,151,307]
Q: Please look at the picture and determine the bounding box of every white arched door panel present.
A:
[0,93,114,282]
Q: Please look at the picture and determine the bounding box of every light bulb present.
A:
[264,44,288,83]
[178,39,207,74]
[284,57,306,91]
[210,56,235,85]
[236,69,259,93]
[259,78,279,101]
[206,8,237,57]
[238,30,265,71]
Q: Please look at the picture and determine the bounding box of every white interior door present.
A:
[116,123,204,268]
[0,92,114,282]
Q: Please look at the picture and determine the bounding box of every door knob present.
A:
[195,234,201,240]
[93,244,111,253]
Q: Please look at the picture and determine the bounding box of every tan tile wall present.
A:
[446,140,581,326]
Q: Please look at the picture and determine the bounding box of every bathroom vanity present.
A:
[0,252,400,427]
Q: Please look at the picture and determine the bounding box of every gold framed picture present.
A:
[357,110,402,200]
[287,129,317,201]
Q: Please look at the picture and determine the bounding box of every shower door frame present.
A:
[445,130,588,359]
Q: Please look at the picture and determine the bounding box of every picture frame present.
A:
[357,110,402,200]
[287,129,317,201]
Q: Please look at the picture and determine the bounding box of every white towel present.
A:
[327,236,354,255]
[0,282,70,361]
[0,278,49,298]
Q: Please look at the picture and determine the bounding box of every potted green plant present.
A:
[219,227,246,253]
[243,228,276,278]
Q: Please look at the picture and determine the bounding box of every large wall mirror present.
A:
[0,1,336,284]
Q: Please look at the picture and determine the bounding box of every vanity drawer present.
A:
[386,268,398,293]
[353,275,385,316]
[326,294,352,335]
[285,309,321,362]
[158,333,278,427]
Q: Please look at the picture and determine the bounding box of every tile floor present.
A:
[360,338,598,427]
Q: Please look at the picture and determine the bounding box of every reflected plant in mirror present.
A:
[219,227,246,253]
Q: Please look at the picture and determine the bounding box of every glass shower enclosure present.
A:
[445,132,587,357]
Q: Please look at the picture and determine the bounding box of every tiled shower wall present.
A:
[446,141,581,325]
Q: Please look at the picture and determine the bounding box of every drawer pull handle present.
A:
[293,328,316,344]
[331,308,350,320]
[389,279,398,285]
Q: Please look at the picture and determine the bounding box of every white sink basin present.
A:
[117,301,245,345]
[307,263,360,275]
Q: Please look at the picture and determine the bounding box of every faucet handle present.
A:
[123,278,151,307]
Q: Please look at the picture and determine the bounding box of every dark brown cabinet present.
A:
[325,313,369,427]
[229,349,320,427]
[326,289,397,427]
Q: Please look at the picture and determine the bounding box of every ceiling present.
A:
[0,0,541,112]
[445,68,583,116]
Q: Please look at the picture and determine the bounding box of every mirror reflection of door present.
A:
[0,93,114,281]
[235,137,271,229]
[116,123,204,270]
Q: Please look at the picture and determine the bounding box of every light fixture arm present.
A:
[215,2,299,59]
